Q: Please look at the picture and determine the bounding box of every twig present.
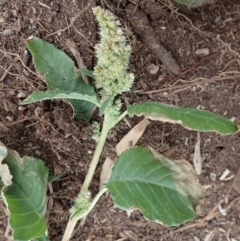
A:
[126,4,180,75]
[66,39,89,83]
[173,198,224,233]
[0,115,36,127]
[43,3,91,39]
[0,49,44,81]
[140,73,240,94]
[0,63,14,82]
[168,53,217,86]
[158,0,240,59]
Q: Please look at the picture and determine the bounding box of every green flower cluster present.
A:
[70,190,91,218]
[93,7,134,100]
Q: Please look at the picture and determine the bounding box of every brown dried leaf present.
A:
[193,132,202,175]
[116,118,150,156]
[99,157,114,191]
[0,142,12,186]
[232,168,240,194]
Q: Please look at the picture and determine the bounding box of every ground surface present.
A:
[0,0,240,240]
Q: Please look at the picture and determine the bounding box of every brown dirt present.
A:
[1,0,240,240]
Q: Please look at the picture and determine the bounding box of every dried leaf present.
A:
[116,118,149,156]
[193,132,202,175]
[99,157,114,191]
[0,142,12,186]
[232,168,240,194]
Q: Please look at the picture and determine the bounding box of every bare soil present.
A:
[1,0,240,240]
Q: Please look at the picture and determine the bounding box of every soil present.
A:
[1,0,240,240]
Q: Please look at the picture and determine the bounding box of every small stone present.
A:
[51,4,59,12]
[194,237,200,241]
[157,75,163,82]
[147,63,159,75]
[210,172,217,181]
[47,15,53,23]
[2,28,13,36]
[195,48,210,56]
[6,116,13,121]
[17,91,27,98]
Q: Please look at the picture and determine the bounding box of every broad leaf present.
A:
[26,37,97,121]
[21,89,100,107]
[2,150,48,240]
[127,102,238,135]
[107,147,205,226]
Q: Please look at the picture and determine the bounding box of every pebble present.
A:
[195,48,210,56]
[2,28,13,36]
[210,172,217,181]
[51,4,59,12]
[147,63,159,75]
[47,15,53,24]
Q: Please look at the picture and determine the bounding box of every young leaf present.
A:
[107,147,205,226]
[80,68,95,79]
[1,150,49,240]
[99,94,115,114]
[26,36,97,121]
[21,89,100,107]
[127,102,238,135]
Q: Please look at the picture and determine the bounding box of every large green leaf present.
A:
[127,102,238,135]
[26,37,97,121]
[1,150,48,240]
[107,147,205,226]
[21,89,100,107]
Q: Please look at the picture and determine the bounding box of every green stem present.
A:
[80,115,110,193]
[62,188,108,241]
[114,110,127,127]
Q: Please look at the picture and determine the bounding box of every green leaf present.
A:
[48,173,63,183]
[80,68,95,79]
[21,89,100,107]
[26,37,97,121]
[107,147,205,226]
[127,102,238,135]
[99,94,115,115]
[1,150,49,240]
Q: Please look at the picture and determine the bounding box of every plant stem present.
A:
[80,116,110,193]
[61,116,110,241]
[62,187,108,241]
[115,110,127,127]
